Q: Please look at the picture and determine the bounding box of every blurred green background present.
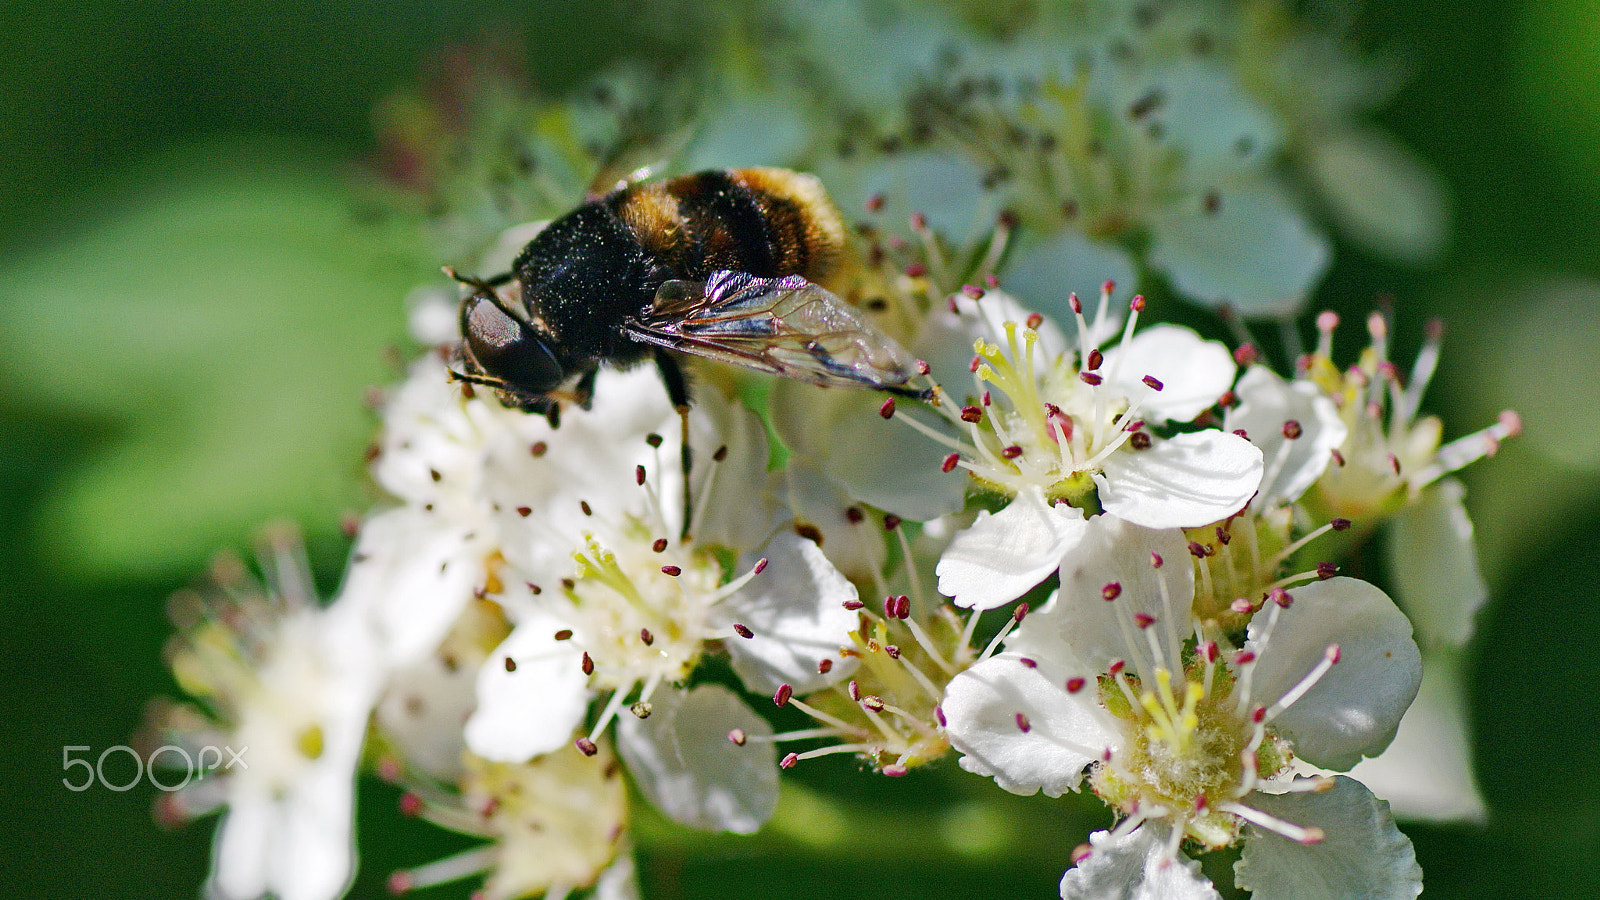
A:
[5,1,1600,898]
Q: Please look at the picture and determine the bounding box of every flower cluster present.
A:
[140,3,1507,899]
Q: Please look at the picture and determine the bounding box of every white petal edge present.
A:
[724,531,861,694]
[1225,366,1348,506]
[1235,776,1422,900]
[1343,648,1486,822]
[1386,478,1487,648]
[1098,431,1263,529]
[1102,325,1236,423]
[1245,578,1421,771]
[937,486,1088,610]
[616,684,778,834]
[464,610,592,762]
[941,654,1118,798]
[1060,824,1222,900]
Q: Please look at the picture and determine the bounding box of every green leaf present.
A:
[0,141,432,578]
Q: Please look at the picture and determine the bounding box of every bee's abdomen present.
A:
[615,168,845,286]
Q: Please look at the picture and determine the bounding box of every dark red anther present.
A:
[581,653,595,676]
[885,644,901,659]
[1102,582,1121,601]
[848,680,862,701]
[753,557,769,575]
[1330,518,1351,532]
[982,390,992,407]
[1018,657,1037,668]
[652,538,668,553]
[904,262,928,278]
[843,599,865,610]
[1330,448,1346,467]
[1316,561,1337,579]
[941,452,961,473]
[1087,349,1104,371]
[880,397,897,419]
[960,405,984,423]
[1079,371,1104,386]
[516,506,533,517]
[575,737,598,756]
[773,683,793,707]
[503,656,518,672]
[554,629,573,641]
[661,565,682,576]
[1066,677,1086,693]
[780,752,799,769]
[1133,613,1156,629]
[580,500,593,516]
[970,355,982,373]
[645,433,664,448]
[398,792,423,817]
[531,441,548,456]
[1026,312,1044,330]
[846,506,865,524]
[1282,420,1303,440]
[883,514,902,531]
[818,658,833,674]
[1271,587,1293,608]
[962,284,985,300]
[1016,712,1032,733]
[733,623,754,639]
[1188,541,1209,558]
[1142,375,1164,391]
[1001,445,1023,459]
[1070,293,1083,314]
[1150,552,1163,568]
[1014,601,1030,623]
[1215,526,1231,545]
[1129,431,1152,450]
[639,627,654,645]
[934,705,947,727]
[866,193,886,213]
[1130,295,1145,312]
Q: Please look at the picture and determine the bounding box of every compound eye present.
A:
[462,295,563,393]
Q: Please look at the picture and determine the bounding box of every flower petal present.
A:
[1098,431,1263,529]
[1246,578,1421,771]
[1304,129,1448,266]
[340,507,484,668]
[724,531,861,694]
[937,486,1088,610]
[1345,648,1485,822]
[1234,776,1422,900]
[616,684,778,834]
[1031,515,1194,675]
[1060,824,1222,900]
[1225,366,1348,506]
[1149,183,1330,318]
[941,654,1118,798]
[464,609,592,762]
[1385,478,1487,648]
[1101,325,1236,423]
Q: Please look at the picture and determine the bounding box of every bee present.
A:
[449,167,931,424]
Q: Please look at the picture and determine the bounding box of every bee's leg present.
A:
[442,266,516,290]
[652,350,694,540]
[572,368,599,410]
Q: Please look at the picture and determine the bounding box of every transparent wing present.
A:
[627,271,927,395]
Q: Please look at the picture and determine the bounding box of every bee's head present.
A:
[458,291,564,396]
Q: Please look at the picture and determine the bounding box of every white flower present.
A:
[387,744,632,900]
[1303,311,1519,648]
[941,513,1422,899]
[914,288,1261,529]
[153,534,382,900]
